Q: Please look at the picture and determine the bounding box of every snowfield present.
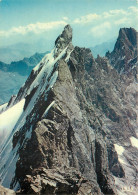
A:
[0,99,25,149]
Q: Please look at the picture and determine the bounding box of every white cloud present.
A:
[0,5,137,40]
[72,6,137,30]
[129,6,138,13]
[90,22,111,37]
[103,9,127,18]
[73,9,127,25]
[63,17,69,21]
[73,13,100,24]
[73,5,137,40]
[115,17,128,25]
[0,20,67,37]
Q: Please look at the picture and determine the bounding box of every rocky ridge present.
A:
[106,27,137,74]
[0,25,137,194]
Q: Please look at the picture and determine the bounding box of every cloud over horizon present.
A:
[73,13,100,24]
[0,20,67,37]
[88,6,138,38]
[0,5,137,40]
[0,1,137,49]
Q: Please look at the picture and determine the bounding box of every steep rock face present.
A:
[68,46,137,194]
[106,28,138,73]
[55,24,73,58]
[12,26,101,194]
[0,25,138,195]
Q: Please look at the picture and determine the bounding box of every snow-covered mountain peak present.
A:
[0,26,138,194]
[0,26,74,190]
[10,25,74,106]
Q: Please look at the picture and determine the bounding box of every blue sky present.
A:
[0,0,137,49]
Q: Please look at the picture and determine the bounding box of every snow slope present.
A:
[0,99,25,150]
[0,103,8,113]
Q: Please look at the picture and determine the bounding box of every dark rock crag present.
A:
[106,27,138,74]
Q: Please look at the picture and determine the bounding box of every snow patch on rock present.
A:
[42,101,55,118]
[114,144,125,155]
[130,137,138,149]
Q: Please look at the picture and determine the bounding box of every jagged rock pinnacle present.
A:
[115,27,137,51]
[120,28,137,46]
[55,24,72,46]
[54,24,73,58]
[106,27,138,73]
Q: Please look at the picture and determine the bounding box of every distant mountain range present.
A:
[0,40,115,64]
[0,52,47,104]
[0,40,51,64]
[0,52,47,76]
[90,40,115,58]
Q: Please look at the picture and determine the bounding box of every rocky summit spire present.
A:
[54,24,73,57]
[55,24,72,46]
[114,27,137,51]
[106,27,138,73]
[120,28,137,46]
